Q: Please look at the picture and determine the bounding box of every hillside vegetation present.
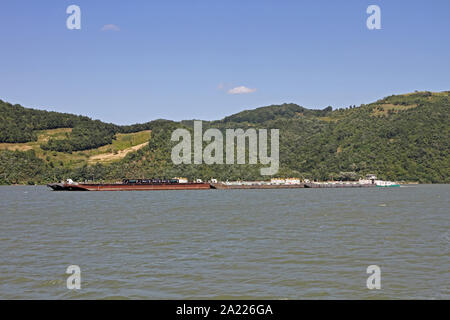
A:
[0,91,449,184]
[0,99,154,152]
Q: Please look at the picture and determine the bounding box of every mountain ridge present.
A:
[0,90,449,184]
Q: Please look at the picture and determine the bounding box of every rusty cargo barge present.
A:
[211,182,375,189]
[304,183,375,188]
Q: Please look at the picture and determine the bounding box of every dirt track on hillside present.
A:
[88,142,148,163]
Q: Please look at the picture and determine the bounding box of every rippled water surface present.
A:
[0,185,448,299]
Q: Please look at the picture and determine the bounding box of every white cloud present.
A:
[101,24,120,32]
[227,86,256,94]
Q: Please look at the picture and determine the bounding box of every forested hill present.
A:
[0,91,449,184]
[218,103,333,123]
[0,100,157,151]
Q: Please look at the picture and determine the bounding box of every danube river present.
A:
[0,185,448,299]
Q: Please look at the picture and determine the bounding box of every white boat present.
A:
[374,180,401,187]
[359,174,400,187]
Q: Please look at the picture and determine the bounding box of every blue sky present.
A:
[0,0,449,124]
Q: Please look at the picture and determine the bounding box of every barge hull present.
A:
[304,183,376,188]
[211,183,305,189]
[47,183,212,191]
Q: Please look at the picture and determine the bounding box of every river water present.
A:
[0,185,448,299]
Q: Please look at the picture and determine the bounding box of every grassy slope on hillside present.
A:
[0,99,154,152]
[0,129,150,168]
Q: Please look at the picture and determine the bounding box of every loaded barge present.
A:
[303,174,400,188]
[211,183,305,189]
